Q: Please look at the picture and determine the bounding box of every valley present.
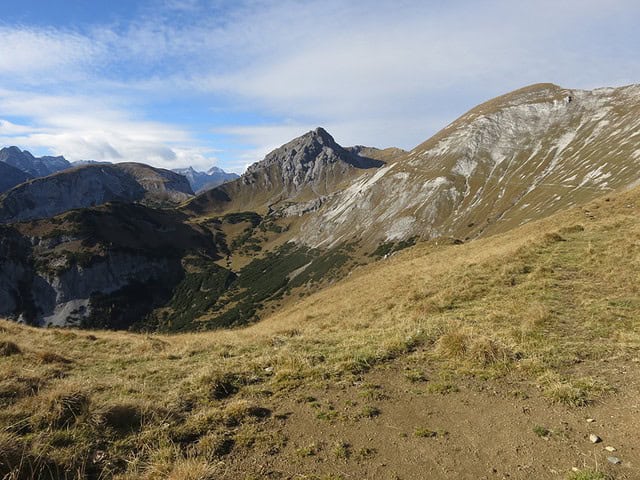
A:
[2,84,640,332]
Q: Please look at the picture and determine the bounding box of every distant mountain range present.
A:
[0,146,238,196]
[0,162,194,224]
[1,82,639,330]
[171,166,239,193]
[0,146,71,178]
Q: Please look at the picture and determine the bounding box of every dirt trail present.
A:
[220,362,640,479]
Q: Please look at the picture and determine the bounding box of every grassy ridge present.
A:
[1,187,639,478]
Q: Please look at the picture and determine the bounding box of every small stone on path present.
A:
[605,446,616,452]
[607,456,622,465]
[589,434,601,443]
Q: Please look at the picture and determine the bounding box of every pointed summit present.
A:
[246,127,382,176]
[183,127,384,216]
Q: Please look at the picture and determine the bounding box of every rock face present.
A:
[245,127,383,187]
[0,162,194,223]
[172,166,239,193]
[0,203,218,328]
[184,127,384,215]
[0,146,71,177]
[32,251,183,328]
[0,162,32,193]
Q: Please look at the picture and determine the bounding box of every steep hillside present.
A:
[172,166,239,193]
[0,146,71,177]
[0,162,32,193]
[180,84,640,254]
[0,204,361,330]
[296,83,640,247]
[1,186,638,479]
[0,162,194,223]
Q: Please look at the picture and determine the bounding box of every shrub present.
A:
[0,341,21,356]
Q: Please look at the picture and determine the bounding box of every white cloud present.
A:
[178,0,640,156]
[0,0,638,172]
[0,27,102,82]
[0,89,219,170]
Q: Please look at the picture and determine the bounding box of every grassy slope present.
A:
[1,186,639,479]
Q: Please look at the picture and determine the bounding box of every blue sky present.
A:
[0,0,638,173]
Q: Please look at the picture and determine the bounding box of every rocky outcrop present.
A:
[245,127,383,191]
[0,203,219,328]
[32,251,183,327]
[0,146,71,177]
[0,162,194,223]
[172,166,239,193]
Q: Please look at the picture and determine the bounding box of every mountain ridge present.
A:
[0,146,71,177]
[172,165,239,193]
[0,162,194,224]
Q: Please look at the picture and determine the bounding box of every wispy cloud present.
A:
[0,0,638,171]
[0,26,102,82]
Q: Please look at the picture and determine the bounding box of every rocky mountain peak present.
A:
[239,127,383,200]
[0,146,71,177]
[246,127,382,176]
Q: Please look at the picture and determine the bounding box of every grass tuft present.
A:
[42,388,91,428]
[533,425,550,437]
[566,469,608,480]
[0,340,21,356]
[36,350,72,364]
[332,440,351,459]
[436,329,513,367]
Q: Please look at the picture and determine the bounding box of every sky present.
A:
[0,0,638,173]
